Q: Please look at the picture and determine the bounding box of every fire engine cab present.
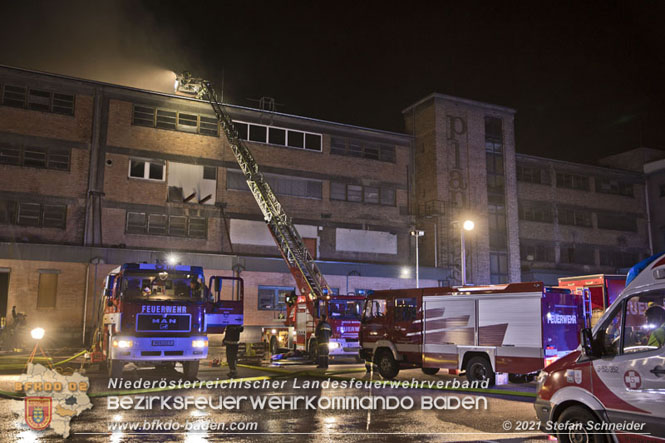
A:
[535,253,665,442]
[90,263,243,378]
[360,282,582,384]
[264,292,364,359]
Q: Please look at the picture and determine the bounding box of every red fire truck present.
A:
[263,293,365,359]
[558,274,626,328]
[90,263,243,378]
[359,282,583,384]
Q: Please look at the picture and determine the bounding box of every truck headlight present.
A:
[327,342,340,350]
[192,339,208,348]
[113,339,133,348]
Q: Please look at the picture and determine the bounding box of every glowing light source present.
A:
[31,328,45,340]
[463,220,475,231]
[192,340,207,348]
[166,254,179,265]
[400,267,411,278]
[113,339,133,348]
[271,329,277,334]
[327,342,340,350]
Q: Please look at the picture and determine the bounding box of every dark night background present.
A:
[0,0,663,164]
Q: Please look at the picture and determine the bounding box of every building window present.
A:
[557,207,592,228]
[1,84,75,115]
[330,137,395,162]
[517,164,550,185]
[203,166,217,181]
[329,182,396,206]
[556,172,589,191]
[128,158,165,181]
[490,252,508,284]
[561,245,595,265]
[233,120,322,152]
[226,169,322,199]
[518,202,554,223]
[258,286,294,311]
[131,104,219,136]
[596,213,637,232]
[37,270,59,309]
[488,204,507,250]
[126,212,207,238]
[0,200,66,229]
[0,144,70,171]
[330,182,346,201]
[520,243,555,262]
[485,117,505,200]
[595,177,633,197]
[599,250,638,268]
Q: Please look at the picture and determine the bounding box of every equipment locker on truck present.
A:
[535,253,665,443]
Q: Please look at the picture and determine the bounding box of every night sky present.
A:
[1,1,664,164]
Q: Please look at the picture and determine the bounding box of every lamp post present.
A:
[410,229,425,288]
[460,220,475,286]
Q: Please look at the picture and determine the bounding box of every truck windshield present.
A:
[120,271,205,302]
[329,300,363,320]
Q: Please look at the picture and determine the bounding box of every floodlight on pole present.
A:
[459,220,474,285]
[26,327,53,370]
[410,229,425,288]
[31,328,45,340]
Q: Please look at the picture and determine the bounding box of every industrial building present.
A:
[0,65,658,341]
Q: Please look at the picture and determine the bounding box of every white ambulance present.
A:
[535,253,665,442]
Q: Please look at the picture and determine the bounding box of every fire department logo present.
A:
[24,397,52,431]
[624,370,642,389]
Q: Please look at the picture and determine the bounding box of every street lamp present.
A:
[410,229,425,288]
[460,220,474,286]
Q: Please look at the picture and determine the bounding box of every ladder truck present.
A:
[175,74,360,360]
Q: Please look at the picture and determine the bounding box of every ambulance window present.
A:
[622,292,665,354]
[599,305,623,357]
[365,298,386,320]
[394,297,418,322]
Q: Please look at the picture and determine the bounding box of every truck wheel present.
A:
[308,339,318,362]
[466,356,495,386]
[376,350,399,379]
[422,367,440,376]
[270,336,278,355]
[557,406,606,443]
[182,361,199,379]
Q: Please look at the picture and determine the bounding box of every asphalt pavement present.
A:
[0,355,552,442]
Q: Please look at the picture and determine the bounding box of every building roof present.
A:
[402,92,516,115]
[0,64,411,141]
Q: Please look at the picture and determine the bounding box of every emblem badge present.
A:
[25,397,52,431]
[624,370,641,389]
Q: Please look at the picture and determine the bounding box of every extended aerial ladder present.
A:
[175,73,332,323]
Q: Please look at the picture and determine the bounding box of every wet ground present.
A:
[0,356,550,442]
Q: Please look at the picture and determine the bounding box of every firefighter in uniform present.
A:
[224,324,243,378]
[315,314,332,369]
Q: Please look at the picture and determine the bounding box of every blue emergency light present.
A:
[626,252,665,286]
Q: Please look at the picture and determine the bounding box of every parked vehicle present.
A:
[359,282,582,384]
[536,253,665,442]
[89,263,243,378]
